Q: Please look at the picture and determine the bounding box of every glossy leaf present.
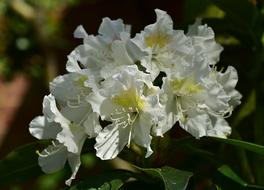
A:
[207,137,264,155]
[171,136,264,156]
[134,166,193,190]
[212,0,262,47]
[215,165,264,189]
[232,91,255,128]
[68,170,133,190]
[0,141,47,187]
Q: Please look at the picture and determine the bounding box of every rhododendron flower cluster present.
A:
[29,9,241,185]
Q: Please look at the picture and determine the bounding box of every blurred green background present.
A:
[0,0,264,189]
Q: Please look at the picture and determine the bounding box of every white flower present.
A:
[132,9,193,80]
[66,18,144,81]
[29,9,242,182]
[187,19,223,66]
[29,95,85,185]
[199,66,242,116]
[88,66,164,160]
[36,141,81,186]
[214,66,242,107]
[161,65,241,138]
[29,72,101,185]
[180,108,232,138]
[49,73,101,152]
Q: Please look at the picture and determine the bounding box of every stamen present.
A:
[51,140,56,146]
[66,95,82,108]
[127,125,133,148]
[36,142,63,157]
[198,104,233,118]
[36,150,47,157]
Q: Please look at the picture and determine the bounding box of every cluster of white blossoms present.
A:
[29,9,241,185]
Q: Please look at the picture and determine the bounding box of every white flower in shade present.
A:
[49,72,101,152]
[36,141,81,186]
[87,65,164,160]
[132,9,194,80]
[28,9,242,183]
[187,19,223,66]
[66,17,144,81]
[29,95,84,185]
[161,65,241,139]
[29,72,101,185]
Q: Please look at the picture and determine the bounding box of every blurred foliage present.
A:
[1,0,264,189]
[0,0,79,80]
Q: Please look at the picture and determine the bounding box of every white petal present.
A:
[56,123,86,154]
[74,25,88,39]
[66,48,83,72]
[169,30,193,54]
[98,18,128,43]
[140,58,160,81]
[153,9,173,33]
[42,95,70,125]
[65,153,81,186]
[29,116,61,140]
[154,112,177,136]
[60,105,92,124]
[86,92,105,114]
[207,116,231,138]
[38,143,68,173]
[202,78,230,113]
[99,98,121,120]
[95,124,130,160]
[83,112,102,138]
[111,35,134,66]
[187,19,223,65]
[181,110,211,138]
[216,66,242,107]
[126,37,147,62]
[133,114,153,157]
[50,72,90,107]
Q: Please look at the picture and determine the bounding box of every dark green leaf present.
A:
[68,170,133,190]
[232,90,255,128]
[0,141,48,187]
[134,166,193,190]
[218,165,247,186]
[212,0,262,47]
[215,165,264,189]
[207,137,264,155]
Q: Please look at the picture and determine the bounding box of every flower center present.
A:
[74,75,88,86]
[170,78,203,96]
[112,88,145,111]
[145,32,170,48]
[110,88,145,147]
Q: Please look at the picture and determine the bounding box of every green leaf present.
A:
[0,141,48,187]
[72,179,123,190]
[232,90,255,128]
[212,0,262,47]
[171,136,264,156]
[134,166,193,190]
[207,137,264,155]
[218,165,247,186]
[230,130,255,183]
[215,165,264,189]
[68,170,133,190]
